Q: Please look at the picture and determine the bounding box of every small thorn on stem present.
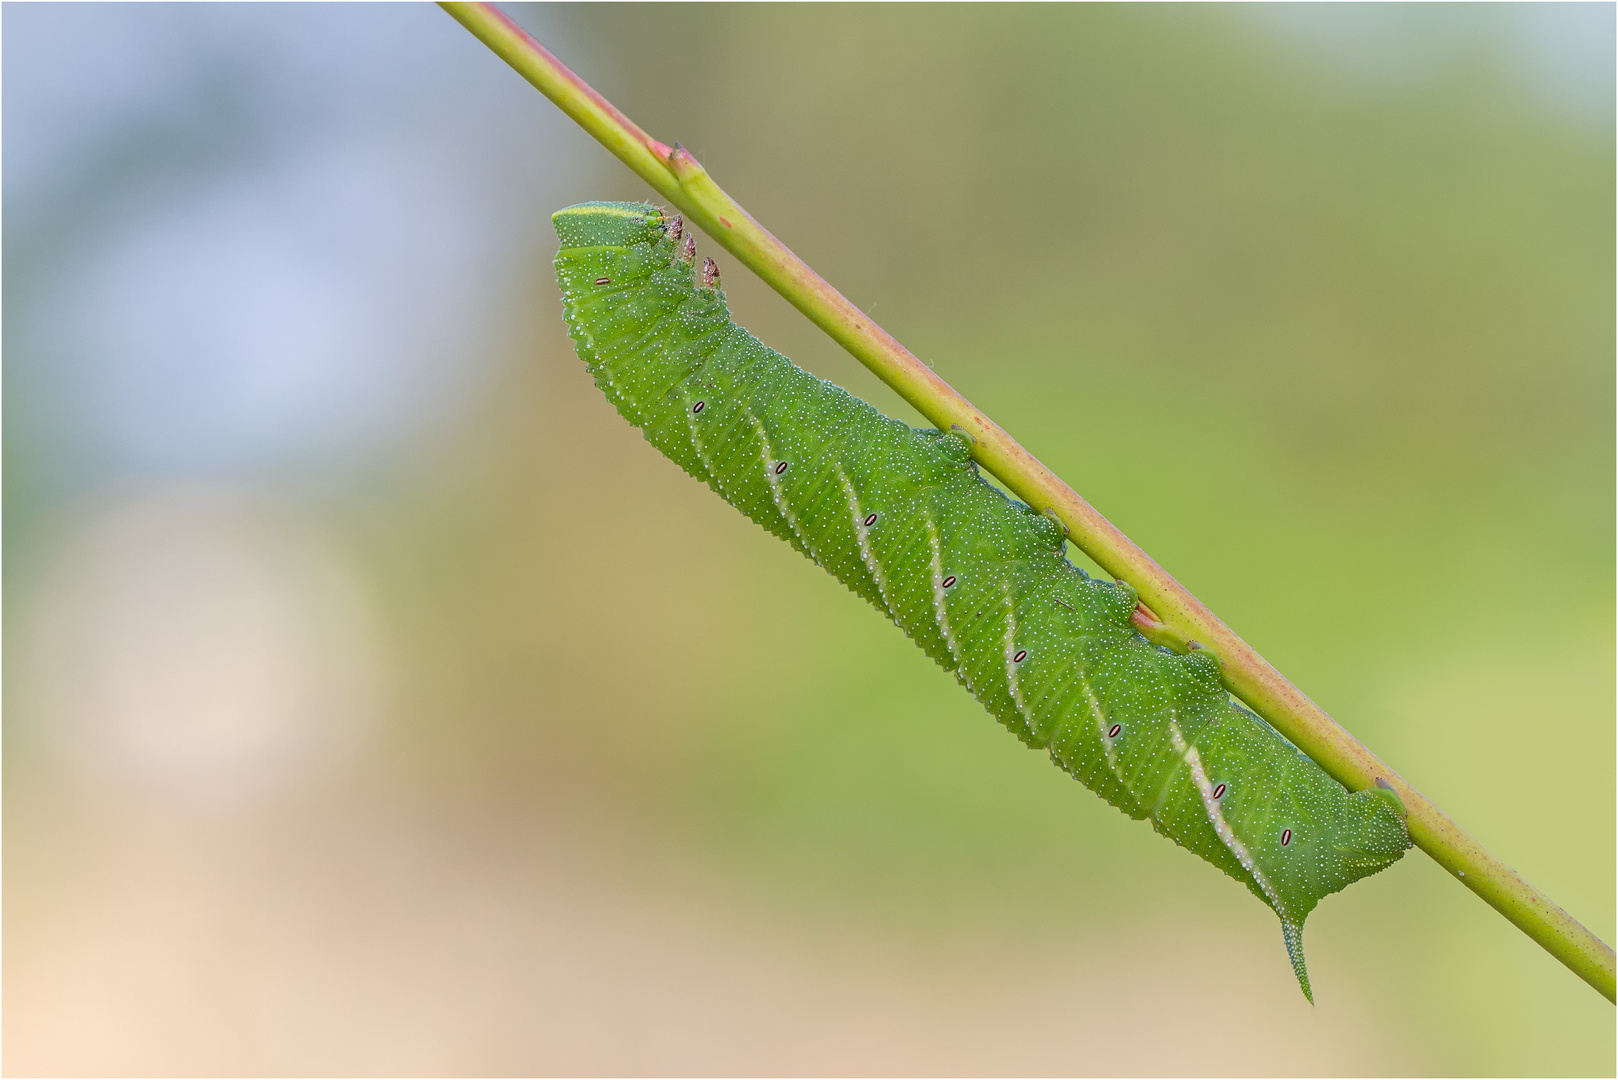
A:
[668,142,706,181]
[701,256,719,288]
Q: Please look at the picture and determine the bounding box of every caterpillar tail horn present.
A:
[1282,920,1314,1004]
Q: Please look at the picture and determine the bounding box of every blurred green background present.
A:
[5,3,1613,1074]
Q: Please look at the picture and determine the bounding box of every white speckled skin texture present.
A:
[553,201,1410,1001]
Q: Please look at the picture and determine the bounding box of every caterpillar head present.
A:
[552,201,666,251]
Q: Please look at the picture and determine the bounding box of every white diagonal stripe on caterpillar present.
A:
[1166,716,1287,921]
[1002,580,1033,727]
[750,410,821,564]
[838,464,896,620]
[1079,676,1126,785]
[923,509,964,672]
[683,390,722,489]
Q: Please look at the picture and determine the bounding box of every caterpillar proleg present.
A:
[552,200,1410,1001]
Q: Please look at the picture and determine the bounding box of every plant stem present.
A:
[441,0,1616,1003]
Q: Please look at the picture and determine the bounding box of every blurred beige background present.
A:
[4,3,1613,1075]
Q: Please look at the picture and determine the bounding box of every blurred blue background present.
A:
[4,3,1613,1073]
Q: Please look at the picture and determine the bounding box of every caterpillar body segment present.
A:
[553,201,1410,1001]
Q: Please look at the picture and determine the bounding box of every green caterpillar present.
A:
[552,200,1410,1001]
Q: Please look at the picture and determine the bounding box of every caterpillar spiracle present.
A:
[553,201,1411,1001]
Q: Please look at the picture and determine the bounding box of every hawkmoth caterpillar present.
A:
[552,200,1411,1001]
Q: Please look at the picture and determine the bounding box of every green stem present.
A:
[441,0,1616,1003]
